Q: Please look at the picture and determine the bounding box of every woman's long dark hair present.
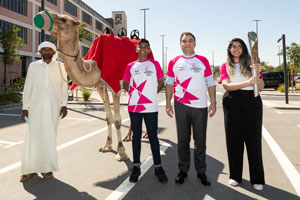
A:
[227,38,252,77]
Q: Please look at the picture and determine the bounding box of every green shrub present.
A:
[0,86,22,105]
[11,78,26,90]
[277,84,285,93]
[82,88,91,101]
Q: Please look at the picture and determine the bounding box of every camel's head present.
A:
[34,10,81,41]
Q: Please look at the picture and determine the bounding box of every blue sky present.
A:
[83,0,300,69]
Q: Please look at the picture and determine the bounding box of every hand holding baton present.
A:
[248,31,260,97]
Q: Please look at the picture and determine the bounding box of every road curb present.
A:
[263,100,300,110]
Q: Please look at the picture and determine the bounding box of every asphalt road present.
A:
[0,86,300,200]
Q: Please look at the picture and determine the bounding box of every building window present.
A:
[82,46,89,57]
[0,20,27,44]
[82,11,92,25]
[0,0,27,16]
[47,0,57,6]
[64,0,77,17]
[38,33,57,45]
[96,20,103,31]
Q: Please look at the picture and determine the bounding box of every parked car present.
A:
[262,72,284,89]
[295,76,300,83]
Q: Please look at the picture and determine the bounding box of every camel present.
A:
[34,11,150,161]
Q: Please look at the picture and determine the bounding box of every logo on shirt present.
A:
[190,63,201,73]
[144,66,153,76]
[134,69,141,75]
[178,65,185,71]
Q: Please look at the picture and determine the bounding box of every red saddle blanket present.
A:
[70,33,154,93]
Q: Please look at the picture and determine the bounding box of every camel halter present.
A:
[57,48,80,62]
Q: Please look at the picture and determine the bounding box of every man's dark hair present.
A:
[180,32,196,42]
[138,38,150,47]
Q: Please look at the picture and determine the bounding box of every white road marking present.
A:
[263,126,300,196]
[276,111,299,114]
[0,118,130,175]
[0,140,23,148]
[64,117,95,121]
[105,142,171,200]
[0,113,20,117]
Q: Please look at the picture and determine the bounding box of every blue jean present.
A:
[129,112,161,167]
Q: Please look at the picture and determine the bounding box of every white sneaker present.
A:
[253,184,263,191]
[229,179,238,186]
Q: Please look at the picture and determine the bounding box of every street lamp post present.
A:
[160,35,166,73]
[212,50,215,74]
[140,8,149,39]
[277,46,281,67]
[252,20,262,61]
[277,34,289,104]
[165,47,168,74]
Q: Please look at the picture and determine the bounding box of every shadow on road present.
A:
[23,176,96,200]
[94,137,300,200]
[93,158,133,190]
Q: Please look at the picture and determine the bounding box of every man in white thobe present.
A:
[20,41,68,182]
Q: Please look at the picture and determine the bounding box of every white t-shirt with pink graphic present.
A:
[123,59,164,113]
[219,63,263,91]
[166,54,215,108]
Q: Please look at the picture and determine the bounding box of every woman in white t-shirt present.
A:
[219,38,265,191]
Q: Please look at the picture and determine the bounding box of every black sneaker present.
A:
[155,167,168,184]
[129,166,141,183]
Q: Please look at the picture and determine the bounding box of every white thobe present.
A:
[21,59,68,174]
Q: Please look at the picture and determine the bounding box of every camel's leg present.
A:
[96,83,113,152]
[142,130,149,139]
[123,124,148,141]
[123,124,132,142]
[112,92,128,161]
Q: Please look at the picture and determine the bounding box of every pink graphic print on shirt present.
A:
[128,79,153,112]
[174,77,199,104]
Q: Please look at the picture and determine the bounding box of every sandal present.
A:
[20,173,36,182]
[41,172,53,179]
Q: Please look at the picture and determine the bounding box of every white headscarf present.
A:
[38,41,58,60]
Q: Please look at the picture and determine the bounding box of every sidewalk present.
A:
[68,88,129,105]
[260,90,300,110]
[1,89,299,110]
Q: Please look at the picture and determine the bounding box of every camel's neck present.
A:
[57,35,100,87]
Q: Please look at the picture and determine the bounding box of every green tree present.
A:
[260,61,276,72]
[286,42,300,73]
[0,25,23,85]
[77,24,92,42]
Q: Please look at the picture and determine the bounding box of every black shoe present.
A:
[197,173,211,186]
[155,167,168,184]
[175,171,187,184]
[129,166,141,183]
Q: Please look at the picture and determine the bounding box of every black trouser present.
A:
[174,100,208,174]
[129,112,161,167]
[222,90,265,184]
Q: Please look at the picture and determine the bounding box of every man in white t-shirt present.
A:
[123,39,167,183]
[165,32,216,185]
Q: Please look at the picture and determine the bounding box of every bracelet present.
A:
[209,100,217,104]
